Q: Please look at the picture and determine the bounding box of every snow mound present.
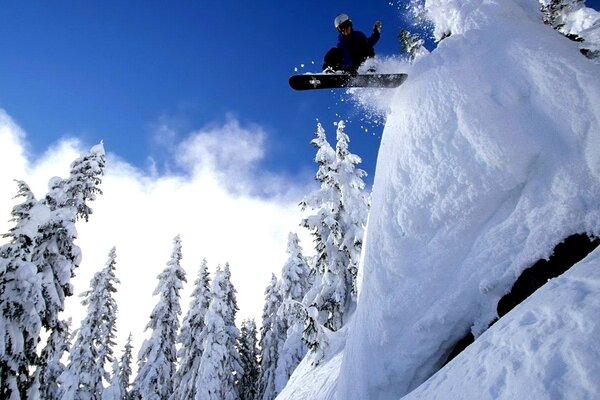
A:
[276,328,346,400]
[278,0,600,399]
[403,248,600,400]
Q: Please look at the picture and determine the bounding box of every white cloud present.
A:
[177,116,266,174]
[0,109,314,359]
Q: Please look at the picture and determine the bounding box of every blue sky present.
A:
[0,1,423,186]
[1,1,599,187]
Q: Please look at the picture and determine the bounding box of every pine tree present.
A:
[294,304,328,366]
[301,121,347,332]
[117,335,134,400]
[36,142,106,331]
[133,236,186,400]
[195,265,241,400]
[0,144,105,399]
[540,0,580,28]
[102,360,122,400]
[539,0,599,60]
[278,233,310,309]
[274,233,310,392]
[399,29,427,61]
[44,141,105,221]
[29,319,71,400]
[334,121,370,300]
[171,260,211,400]
[0,181,45,399]
[223,263,243,398]
[59,247,120,400]
[257,274,283,400]
[102,334,133,400]
[300,121,369,343]
[300,122,338,330]
[238,319,260,400]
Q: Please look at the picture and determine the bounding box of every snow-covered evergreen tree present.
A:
[223,263,243,396]
[540,0,583,28]
[539,0,600,61]
[102,360,122,400]
[334,121,370,300]
[274,233,310,392]
[300,122,339,331]
[29,319,71,400]
[44,141,105,222]
[171,260,211,400]
[238,319,260,400]
[59,246,120,400]
[257,274,284,400]
[278,233,311,313]
[0,181,46,399]
[299,121,369,347]
[37,142,105,329]
[133,236,186,400]
[0,144,105,399]
[301,306,328,365]
[102,334,133,400]
[301,121,369,332]
[399,29,428,61]
[195,265,241,400]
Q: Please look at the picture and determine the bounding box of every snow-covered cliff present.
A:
[278,0,600,399]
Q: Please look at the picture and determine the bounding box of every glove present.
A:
[374,21,382,33]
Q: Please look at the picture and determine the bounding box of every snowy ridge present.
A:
[278,0,600,399]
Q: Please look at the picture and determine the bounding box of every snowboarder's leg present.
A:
[323,48,343,72]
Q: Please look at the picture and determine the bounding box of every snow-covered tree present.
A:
[0,181,46,399]
[118,335,134,400]
[0,143,105,399]
[37,142,106,331]
[59,246,120,400]
[29,319,71,400]
[334,121,370,300]
[223,263,244,395]
[171,260,211,400]
[301,121,369,332]
[539,0,599,61]
[238,319,260,400]
[278,233,311,311]
[44,141,105,221]
[102,334,133,400]
[300,122,338,330]
[274,233,310,392]
[257,274,284,400]
[195,265,241,400]
[102,360,122,400]
[133,236,186,400]
[540,0,583,28]
[399,29,428,61]
[298,304,328,366]
[300,121,369,336]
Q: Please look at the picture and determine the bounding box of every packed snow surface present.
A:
[277,0,600,399]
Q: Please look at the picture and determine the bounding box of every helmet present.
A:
[334,13,351,29]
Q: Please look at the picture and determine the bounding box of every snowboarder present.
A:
[323,13,382,74]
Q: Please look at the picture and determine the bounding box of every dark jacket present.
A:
[337,29,380,71]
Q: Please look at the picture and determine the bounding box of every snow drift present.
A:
[277,0,600,399]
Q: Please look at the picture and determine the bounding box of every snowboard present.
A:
[289,72,407,91]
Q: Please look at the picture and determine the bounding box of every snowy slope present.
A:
[278,0,600,399]
[403,248,600,400]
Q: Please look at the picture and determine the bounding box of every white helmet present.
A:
[334,13,351,29]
